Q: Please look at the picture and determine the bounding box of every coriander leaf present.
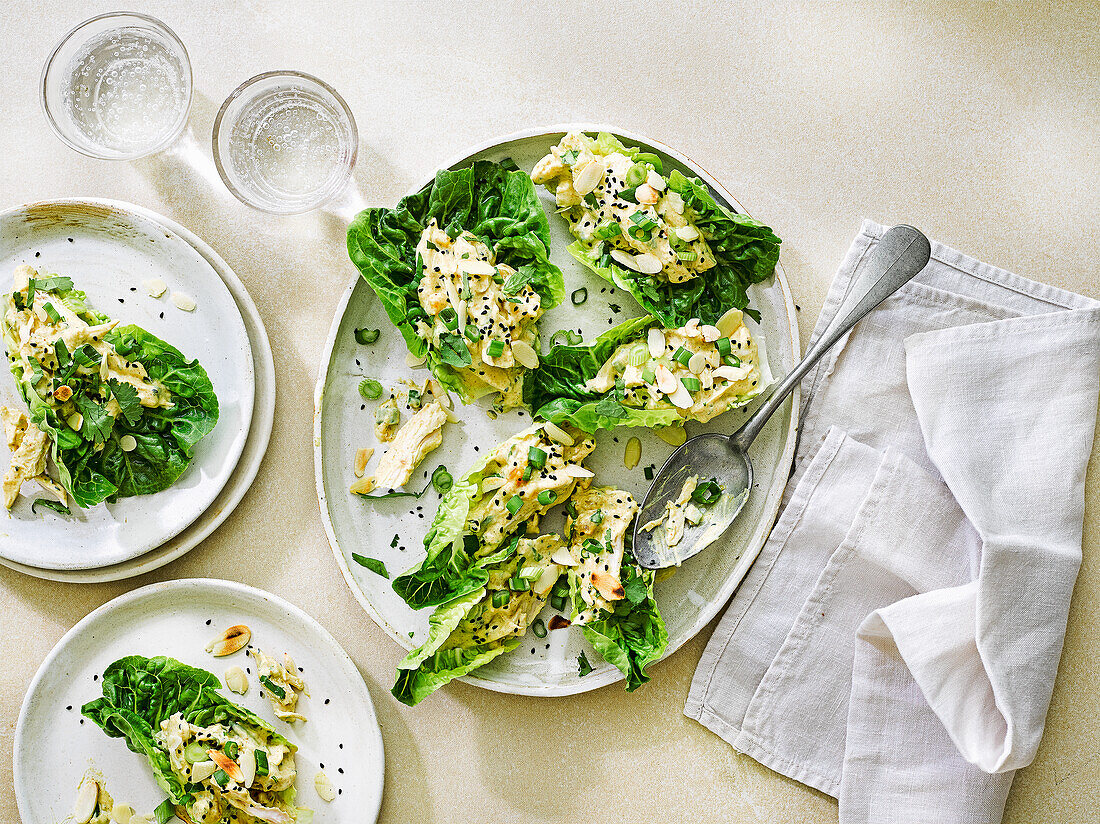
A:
[107,379,143,426]
[75,395,113,443]
[436,333,472,368]
[502,265,537,296]
[353,554,390,579]
[624,575,648,605]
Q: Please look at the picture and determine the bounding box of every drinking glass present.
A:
[212,71,358,215]
[41,12,193,160]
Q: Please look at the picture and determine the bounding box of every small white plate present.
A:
[14,578,385,824]
[0,201,275,583]
[0,201,255,570]
[315,126,800,696]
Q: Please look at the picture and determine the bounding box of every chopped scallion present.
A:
[505,495,523,515]
[255,749,269,776]
[213,769,229,788]
[463,324,480,342]
[431,465,453,495]
[354,327,380,345]
[42,302,61,323]
[537,490,556,506]
[723,354,742,368]
[594,222,622,240]
[590,509,604,524]
[224,740,239,760]
[358,379,383,400]
[681,376,701,392]
[692,479,723,506]
[644,465,655,480]
[550,593,567,612]
[439,307,458,330]
[522,465,533,481]
[571,288,588,306]
[492,589,510,608]
[673,347,692,367]
[716,336,732,356]
[528,446,547,468]
[641,365,656,384]
[486,339,505,357]
[676,249,698,262]
[550,329,584,348]
[532,618,547,638]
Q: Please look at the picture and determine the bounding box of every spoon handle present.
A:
[729,224,931,453]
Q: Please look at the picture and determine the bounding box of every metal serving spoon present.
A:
[631,224,931,569]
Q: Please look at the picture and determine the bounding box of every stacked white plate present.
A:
[0,199,275,582]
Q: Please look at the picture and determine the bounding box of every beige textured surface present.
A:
[1,2,1098,822]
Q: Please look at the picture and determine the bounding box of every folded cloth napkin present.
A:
[685,220,1100,824]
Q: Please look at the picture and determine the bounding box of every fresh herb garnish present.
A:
[594,222,622,241]
[624,574,648,605]
[254,749,269,776]
[505,494,523,515]
[107,379,143,426]
[42,301,62,323]
[532,618,547,638]
[31,498,70,516]
[154,798,174,824]
[503,265,537,296]
[527,446,547,468]
[537,489,556,506]
[485,339,505,358]
[359,379,383,400]
[491,589,510,608]
[436,333,473,368]
[353,554,390,578]
[75,396,112,443]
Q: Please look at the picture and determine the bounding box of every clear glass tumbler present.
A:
[212,71,358,215]
[41,12,193,160]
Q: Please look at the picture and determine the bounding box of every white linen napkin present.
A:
[685,220,1100,823]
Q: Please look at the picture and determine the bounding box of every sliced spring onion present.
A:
[492,589,510,608]
[676,249,698,262]
[528,446,547,468]
[590,509,604,524]
[673,347,693,367]
[641,365,656,384]
[223,740,239,760]
[550,329,584,347]
[354,327,381,345]
[625,163,647,187]
[723,354,742,368]
[213,769,229,788]
[594,222,622,240]
[439,307,458,330]
[532,618,547,638]
[255,749,269,776]
[681,376,701,392]
[154,799,174,824]
[506,495,523,515]
[550,593,567,612]
[184,741,209,764]
[644,465,655,480]
[359,379,383,400]
[633,151,664,173]
[692,479,723,505]
[463,324,480,342]
[42,302,61,323]
[431,465,453,494]
[626,344,648,367]
[537,489,556,506]
[716,336,732,356]
[629,211,659,231]
[486,339,505,357]
[571,288,588,306]
[522,464,533,481]
[259,675,286,700]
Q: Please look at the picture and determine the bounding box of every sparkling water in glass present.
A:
[213,71,358,215]
[42,13,192,160]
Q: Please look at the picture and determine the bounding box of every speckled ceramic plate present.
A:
[14,578,385,824]
[0,200,275,582]
[315,126,799,696]
[0,201,254,571]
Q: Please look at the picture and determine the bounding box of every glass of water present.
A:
[41,12,193,160]
[212,71,358,215]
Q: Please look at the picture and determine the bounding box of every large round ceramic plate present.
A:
[0,201,254,570]
[316,126,799,695]
[0,200,275,582]
[14,579,385,824]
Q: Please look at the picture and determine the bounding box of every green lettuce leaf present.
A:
[580,563,668,691]
[523,315,681,434]
[392,588,518,706]
[346,160,564,402]
[81,656,294,806]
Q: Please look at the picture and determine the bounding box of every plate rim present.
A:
[314,124,800,696]
[13,577,386,824]
[0,198,275,582]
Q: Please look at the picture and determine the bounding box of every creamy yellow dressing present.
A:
[565,486,639,624]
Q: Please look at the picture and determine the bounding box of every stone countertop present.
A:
[1,2,1097,822]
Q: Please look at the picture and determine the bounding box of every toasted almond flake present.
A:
[688,351,708,375]
[675,225,700,242]
[716,307,745,337]
[205,624,251,657]
[542,421,574,446]
[591,571,625,601]
[624,437,642,470]
[209,749,244,782]
[635,183,659,205]
[511,339,539,369]
[560,464,594,478]
[314,770,337,802]
[632,252,663,274]
[225,665,249,695]
[656,425,687,447]
[67,412,83,431]
[548,615,572,630]
[73,778,99,823]
[684,318,701,334]
[191,760,218,783]
[669,381,694,409]
[715,364,752,382]
[551,546,577,566]
[533,566,561,596]
[654,363,677,395]
[460,259,495,277]
[646,170,666,191]
[572,158,605,195]
[239,746,257,787]
[428,378,451,408]
[55,385,73,402]
[111,803,135,823]
[119,435,137,452]
[700,324,721,342]
[353,447,374,478]
[142,278,167,298]
[170,292,196,312]
[647,327,665,358]
[480,475,507,493]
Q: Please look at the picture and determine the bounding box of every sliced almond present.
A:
[532,566,560,596]
[714,364,753,382]
[654,363,677,395]
[610,248,643,272]
[119,435,137,452]
[560,464,594,478]
[551,546,577,566]
[72,778,99,823]
[684,317,701,334]
[675,225,700,242]
[111,803,136,824]
[142,277,168,298]
[700,324,721,342]
[205,624,251,657]
[171,292,196,312]
[208,749,244,783]
[480,475,507,493]
[548,615,572,630]
[511,339,540,369]
[624,437,642,470]
[632,252,663,274]
[460,259,496,277]
[238,746,257,787]
[542,421,574,446]
[669,381,694,409]
[716,307,744,337]
[191,760,218,783]
[225,665,249,695]
[314,770,337,803]
[635,183,659,205]
[591,571,625,601]
[572,158,605,195]
[687,351,708,375]
[67,412,83,431]
[656,425,687,447]
[647,327,666,358]
[353,447,374,478]
[646,170,666,191]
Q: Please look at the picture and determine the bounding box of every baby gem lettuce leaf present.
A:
[346,160,565,400]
